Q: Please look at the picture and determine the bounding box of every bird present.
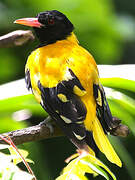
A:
[14,10,122,167]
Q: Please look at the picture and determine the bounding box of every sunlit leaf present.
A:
[11,171,34,180]
[57,154,116,180]
[80,159,109,180]
[0,144,9,150]
[101,78,135,93]
[0,152,34,180]
[9,147,34,165]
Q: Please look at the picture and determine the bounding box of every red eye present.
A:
[48,18,54,25]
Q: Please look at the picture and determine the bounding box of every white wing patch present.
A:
[60,115,72,124]
[73,131,85,140]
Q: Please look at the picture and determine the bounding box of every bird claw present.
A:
[39,116,54,134]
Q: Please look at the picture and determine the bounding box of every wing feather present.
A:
[93,83,114,133]
[37,69,89,149]
[93,83,122,166]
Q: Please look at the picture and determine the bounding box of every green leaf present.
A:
[100,78,135,93]
[107,89,135,116]
[9,147,34,165]
[0,152,34,180]
[56,154,117,180]
[110,137,135,180]
[81,155,116,180]
[80,159,109,180]
[0,94,46,117]
[11,171,34,180]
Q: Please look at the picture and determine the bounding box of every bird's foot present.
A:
[65,153,79,163]
[110,117,129,137]
[39,116,54,134]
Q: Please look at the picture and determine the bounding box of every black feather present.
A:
[93,84,114,133]
[37,72,99,153]
[36,70,100,154]
[25,69,32,90]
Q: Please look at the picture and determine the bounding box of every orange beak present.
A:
[14,18,43,28]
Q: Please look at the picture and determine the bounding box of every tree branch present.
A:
[0,121,63,145]
[0,116,129,145]
[0,30,35,48]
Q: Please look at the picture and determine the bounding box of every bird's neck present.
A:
[66,32,79,44]
[37,32,78,47]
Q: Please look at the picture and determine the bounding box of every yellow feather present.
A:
[26,32,122,167]
[93,117,122,167]
[57,94,69,102]
[73,85,86,96]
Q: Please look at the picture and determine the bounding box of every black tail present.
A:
[85,131,99,156]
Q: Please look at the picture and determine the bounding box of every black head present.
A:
[15,10,74,46]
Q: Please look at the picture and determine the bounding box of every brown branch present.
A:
[0,117,129,146]
[0,30,35,48]
[0,121,63,145]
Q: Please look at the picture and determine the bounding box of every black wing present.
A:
[93,83,114,134]
[38,68,97,152]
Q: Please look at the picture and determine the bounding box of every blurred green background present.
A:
[0,0,135,179]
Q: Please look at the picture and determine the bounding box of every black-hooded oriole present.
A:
[14,10,122,167]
